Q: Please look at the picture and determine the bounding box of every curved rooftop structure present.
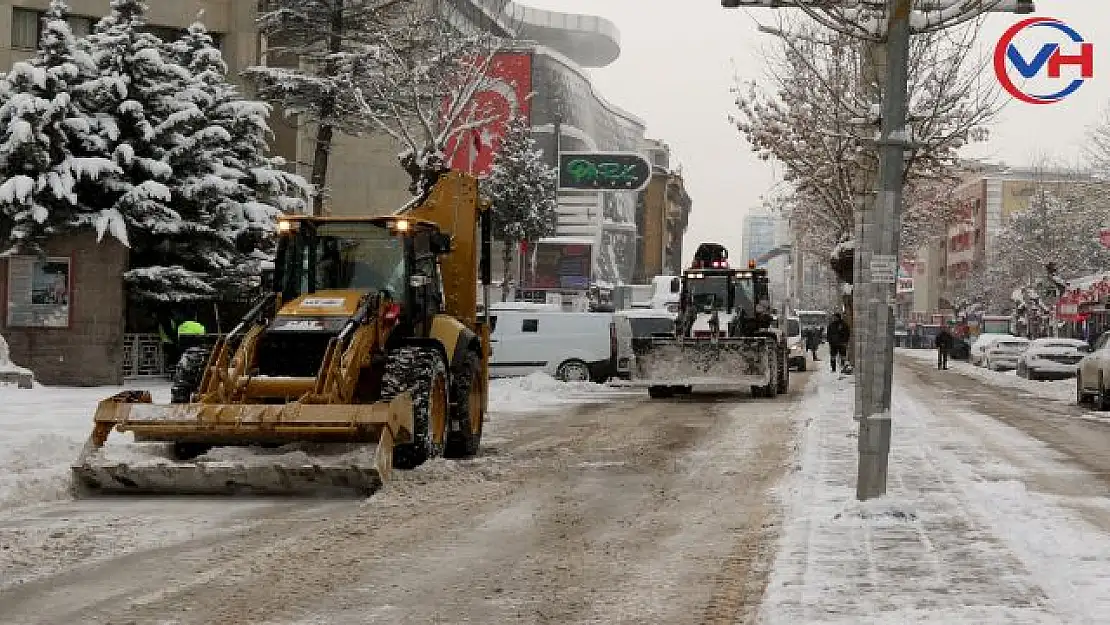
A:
[468,0,622,68]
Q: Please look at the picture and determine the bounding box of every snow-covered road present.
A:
[760,359,1110,625]
[0,373,806,624]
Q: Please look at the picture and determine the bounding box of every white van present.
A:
[488,304,615,382]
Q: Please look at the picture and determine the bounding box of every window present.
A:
[6,256,71,328]
[787,319,801,337]
[145,25,183,43]
[67,15,93,38]
[12,8,42,49]
[629,317,674,338]
[522,319,538,333]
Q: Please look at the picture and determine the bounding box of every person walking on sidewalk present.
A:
[805,327,822,361]
[827,313,850,372]
[935,322,954,370]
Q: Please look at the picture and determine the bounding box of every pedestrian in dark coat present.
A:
[935,324,954,370]
[826,313,850,372]
[805,328,821,360]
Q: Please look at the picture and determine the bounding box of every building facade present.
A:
[911,165,1096,318]
[741,212,779,267]
[633,140,692,282]
[1,1,258,71]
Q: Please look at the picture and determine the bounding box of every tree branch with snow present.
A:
[731,15,1000,266]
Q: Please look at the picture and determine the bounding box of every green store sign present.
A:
[558,152,652,192]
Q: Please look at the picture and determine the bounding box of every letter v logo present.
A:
[1007,43,1058,79]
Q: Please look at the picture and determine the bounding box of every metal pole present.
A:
[856,0,911,501]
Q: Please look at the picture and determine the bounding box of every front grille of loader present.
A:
[255,332,337,377]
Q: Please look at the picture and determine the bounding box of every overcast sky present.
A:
[522,0,1109,265]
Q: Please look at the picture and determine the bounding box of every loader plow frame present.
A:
[71,389,414,497]
[618,335,777,389]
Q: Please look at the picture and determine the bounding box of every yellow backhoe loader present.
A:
[72,172,494,497]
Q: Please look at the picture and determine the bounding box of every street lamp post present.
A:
[724,0,1034,500]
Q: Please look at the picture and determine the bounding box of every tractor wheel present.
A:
[171,346,211,404]
[445,348,484,459]
[381,346,449,469]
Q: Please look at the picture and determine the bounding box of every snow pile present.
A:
[488,371,617,414]
[897,348,1074,404]
[0,382,172,510]
[0,372,618,510]
[0,332,31,376]
[760,368,1110,624]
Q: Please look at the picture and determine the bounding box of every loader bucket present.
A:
[71,390,413,498]
[630,336,774,387]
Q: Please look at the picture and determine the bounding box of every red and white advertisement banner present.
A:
[445,52,533,177]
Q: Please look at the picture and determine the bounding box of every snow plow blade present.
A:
[71,390,413,498]
[624,336,774,387]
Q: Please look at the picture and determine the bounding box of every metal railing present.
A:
[121,333,166,379]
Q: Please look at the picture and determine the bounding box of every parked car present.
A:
[1077,331,1110,408]
[1016,338,1090,380]
[983,336,1030,371]
[612,308,677,380]
[969,333,1013,366]
[783,315,807,371]
[950,337,971,361]
[488,303,615,382]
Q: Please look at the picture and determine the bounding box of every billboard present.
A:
[446,52,533,177]
[526,240,593,290]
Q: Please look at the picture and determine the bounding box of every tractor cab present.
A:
[679,243,774,336]
[261,215,453,377]
[273,215,450,305]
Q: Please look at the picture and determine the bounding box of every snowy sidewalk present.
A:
[758,368,1110,624]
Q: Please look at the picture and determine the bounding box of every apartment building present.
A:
[1,2,259,70]
[741,211,780,267]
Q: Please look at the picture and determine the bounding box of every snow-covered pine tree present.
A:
[479,116,557,299]
[245,0,392,215]
[0,0,116,254]
[167,18,309,298]
[82,0,212,303]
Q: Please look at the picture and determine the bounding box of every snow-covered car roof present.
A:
[991,338,1030,348]
[972,333,1013,345]
[614,308,676,319]
[489,302,564,312]
[1029,337,1087,347]
[1026,338,1087,351]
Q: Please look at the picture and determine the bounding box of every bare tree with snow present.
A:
[247,1,513,212]
[732,16,1000,261]
[350,3,516,201]
[246,0,401,215]
[1087,104,1110,176]
[480,115,557,300]
[994,186,1110,294]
